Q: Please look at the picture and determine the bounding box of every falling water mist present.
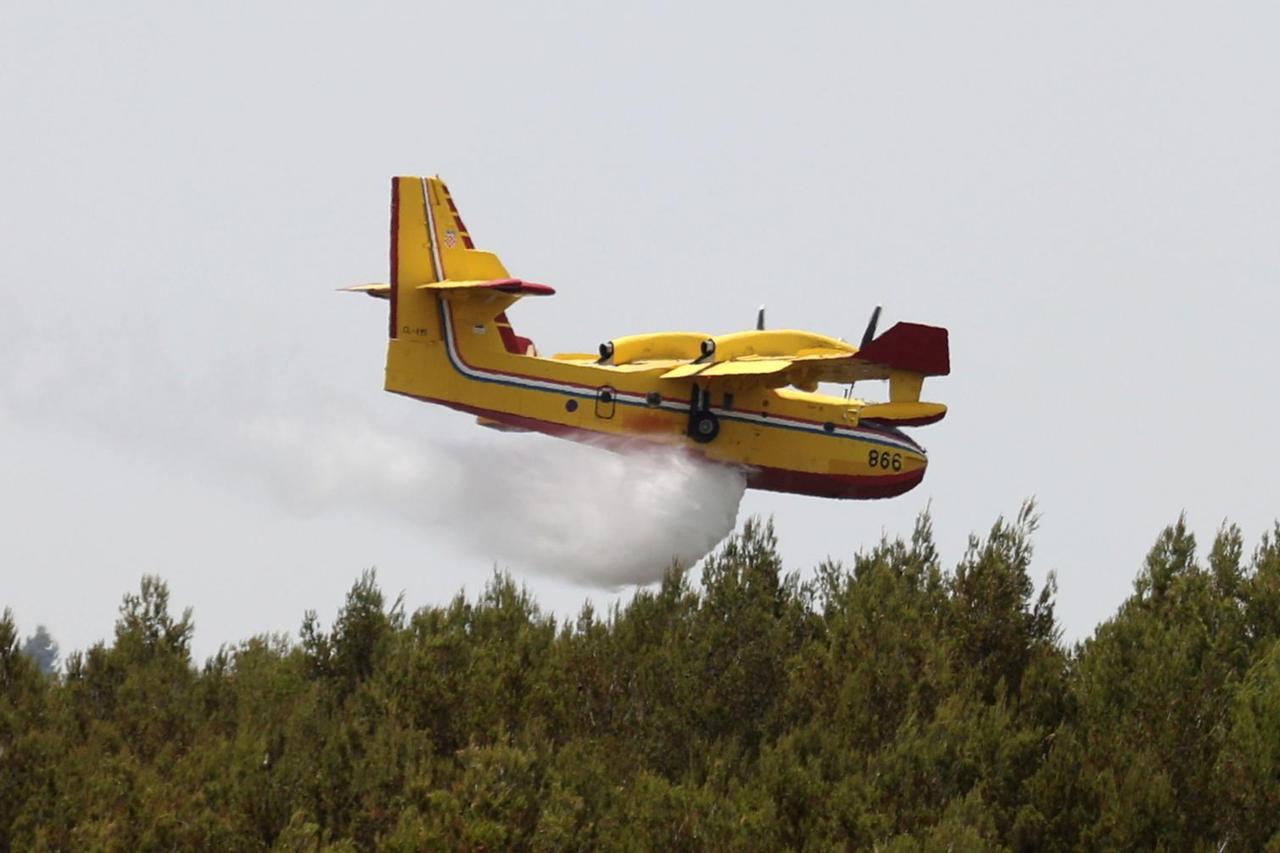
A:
[241,416,748,588]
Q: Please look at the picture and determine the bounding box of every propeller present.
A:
[859,305,882,349]
[756,305,766,331]
[847,305,883,399]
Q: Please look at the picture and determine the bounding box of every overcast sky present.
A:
[3,2,1278,659]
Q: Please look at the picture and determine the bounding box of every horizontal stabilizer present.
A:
[341,282,391,299]
[417,278,555,297]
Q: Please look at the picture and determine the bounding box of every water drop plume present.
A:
[242,417,747,588]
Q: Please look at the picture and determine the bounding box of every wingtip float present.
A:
[348,176,949,500]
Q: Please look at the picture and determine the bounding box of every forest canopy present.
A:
[4,505,1280,850]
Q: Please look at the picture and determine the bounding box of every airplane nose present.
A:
[852,461,926,499]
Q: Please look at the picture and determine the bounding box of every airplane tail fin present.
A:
[381,176,535,353]
[389,175,515,291]
[385,177,439,339]
[422,177,510,281]
[390,177,441,289]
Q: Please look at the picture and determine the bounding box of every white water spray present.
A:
[3,327,747,590]
[240,416,747,588]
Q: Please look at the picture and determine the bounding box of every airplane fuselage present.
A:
[386,297,929,500]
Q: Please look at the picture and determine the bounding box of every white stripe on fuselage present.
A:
[421,177,445,281]
[438,302,922,455]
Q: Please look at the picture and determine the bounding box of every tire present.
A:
[689,411,720,443]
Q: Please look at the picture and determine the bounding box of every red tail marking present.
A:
[389,178,400,339]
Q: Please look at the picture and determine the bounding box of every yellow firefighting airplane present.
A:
[346,177,949,499]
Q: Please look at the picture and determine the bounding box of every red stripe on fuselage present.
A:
[748,466,924,500]
[392,395,925,501]
[389,178,400,339]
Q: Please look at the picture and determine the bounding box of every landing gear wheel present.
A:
[689,411,720,443]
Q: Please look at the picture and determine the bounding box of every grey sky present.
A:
[2,3,1278,658]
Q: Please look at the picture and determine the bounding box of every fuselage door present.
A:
[595,386,617,419]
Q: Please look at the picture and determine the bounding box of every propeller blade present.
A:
[859,305,882,349]
[756,305,766,331]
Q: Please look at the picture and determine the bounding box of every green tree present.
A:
[1215,637,1280,848]
[0,608,50,850]
[1046,519,1252,848]
[949,501,1059,704]
[6,510,1280,850]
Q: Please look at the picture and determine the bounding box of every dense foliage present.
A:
[4,505,1280,850]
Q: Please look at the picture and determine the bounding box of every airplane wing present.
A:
[661,323,949,384]
[802,322,950,383]
[657,322,949,424]
[699,358,794,377]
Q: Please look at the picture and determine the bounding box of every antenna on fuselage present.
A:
[756,305,766,331]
